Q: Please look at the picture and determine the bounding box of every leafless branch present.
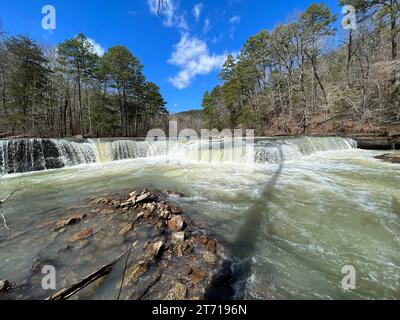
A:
[47,240,138,300]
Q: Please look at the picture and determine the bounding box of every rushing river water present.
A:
[0,137,399,299]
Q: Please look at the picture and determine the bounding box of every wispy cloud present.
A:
[88,38,105,56]
[168,33,227,89]
[192,3,203,22]
[228,15,241,39]
[203,18,211,34]
[146,0,189,31]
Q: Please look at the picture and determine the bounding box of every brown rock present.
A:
[53,213,86,231]
[136,192,151,204]
[155,220,166,231]
[145,241,164,258]
[206,240,217,253]
[197,234,209,245]
[160,210,171,220]
[121,202,132,208]
[168,215,184,232]
[171,232,185,244]
[190,269,207,285]
[119,223,134,235]
[72,228,92,241]
[112,201,121,209]
[124,261,148,285]
[175,241,193,257]
[164,283,187,300]
[100,209,114,215]
[203,251,218,263]
[91,208,101,214]
[181,265,193,276]
[129,191,138,198]
[136,212,144,220]
[144,203,156,213]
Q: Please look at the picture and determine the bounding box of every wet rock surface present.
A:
[1,190,229,300]
[375,153,400,163]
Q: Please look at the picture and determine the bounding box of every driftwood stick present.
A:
[47,242,138,300]
[0,191,17,205]
[1,212,10,231]
[117,240,138,300]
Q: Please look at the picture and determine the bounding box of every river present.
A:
[0,137,399,299]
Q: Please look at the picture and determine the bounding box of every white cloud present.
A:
[203,18,211,34]
[192,3,203,22]
[229,15,241,24]
[87,38,105,56]
[146,0,188,31]
[228,15,241,39]
[168,34,227,89]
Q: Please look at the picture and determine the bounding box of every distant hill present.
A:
[170,110,204,133]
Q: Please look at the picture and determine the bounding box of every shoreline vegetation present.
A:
[0,190,231,300]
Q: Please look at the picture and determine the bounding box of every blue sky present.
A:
[0,0,344,113]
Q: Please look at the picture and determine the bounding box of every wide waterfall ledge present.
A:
[0,137,357,175]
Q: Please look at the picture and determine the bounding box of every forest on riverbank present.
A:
[0,30,168,138]
[201,1,400,136]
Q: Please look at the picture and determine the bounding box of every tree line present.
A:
[0,30,168,138]
[202,1,400,135]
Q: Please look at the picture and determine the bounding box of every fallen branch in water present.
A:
[47,241,138,300]
[0,191,19,231]
[0,191,18,205]
[1,213,10,231]
[117,240,137,300]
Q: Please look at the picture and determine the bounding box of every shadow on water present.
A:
[205,146,284,300]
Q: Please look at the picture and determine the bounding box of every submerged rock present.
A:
[166,191,186,198]
[119,223,134,236]
[0,279,9,292]
[100,209,114,215]
[169,205,183,215]
[72,228,92,241]
[375,153,400,163]
[90,208,101,214]
[53,213,86,231]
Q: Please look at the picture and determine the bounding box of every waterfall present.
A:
[255,137,357,164]
[0,137,357,175]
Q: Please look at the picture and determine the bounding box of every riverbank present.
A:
[0,190,230,300]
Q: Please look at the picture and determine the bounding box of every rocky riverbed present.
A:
[0,190,231,300]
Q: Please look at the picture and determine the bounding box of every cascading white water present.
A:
[0,136,357,175]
